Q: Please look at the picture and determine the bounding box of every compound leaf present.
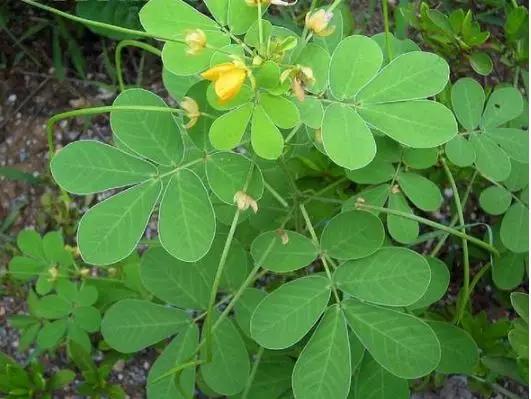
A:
[321,210,384,260]
[334,247,431,307]
[110,88,183,166]
[250,230,318,273]
[250,275,331,349]
[292,305,351,399]
[101,299,190,353]
[322,103,376,170]
[78,180,162,266]
[159,169,216,262]
[343,299,440,379]
[51,141,157,195]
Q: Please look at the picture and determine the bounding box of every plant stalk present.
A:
[115,40,162,92]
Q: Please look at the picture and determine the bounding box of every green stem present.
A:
[356,203,499,256]
[468,262,491,294]
[242,347,264,399]
[470,375,523,399]
[430,171,477,257]
[264,181,290,208]
[115,40,162,92]
[441,158,470,325]
[204,208,241,361]
[301,177,348,205]
[257,1,264,50]
[46,105,184,159]
[327,0,344,13]
[382,0,394,61]
[21,0,185,43]
[299,203,341,303]
[285,123,302,143]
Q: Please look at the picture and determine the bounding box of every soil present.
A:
[0,1,528,398]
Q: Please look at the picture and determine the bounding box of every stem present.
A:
[257,1,264,50]
[264,181,290,208]
[469,375,523,399]
[355,203,499,256]
[204,208,241,360]
[382,0,394,61]
[299,203,341,303]
[430,171,477,257]
[301,177,348,205]
[441,158,469,325]
[46,105,183,159]
[242,347,264,399]
[468,262,491,294]
[115,40,162,92]
[21,0,185,44]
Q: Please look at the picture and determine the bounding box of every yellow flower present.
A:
[305,9,335,37]
[180,97,200,129]
[185,29,207,55]
[201,61,248,104]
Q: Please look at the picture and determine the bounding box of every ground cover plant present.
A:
[1,0,529,398]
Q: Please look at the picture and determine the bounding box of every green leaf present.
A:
[49,369,76,390]
[159,169,216,262]
[469,52,493,76]
[500,202,528,253]
[409,257,450,309]
[485,128,529,164]
[492,253,525,290]
[387,191,419,244]
[17,229,45,259]
[402,148,439,170]
[470,134,511,182]
[78,180,162,266]
[398,172,443,212]
[8,257,46,281]
[251,105,284,160]
[292,305,351,399]
[250,276,331,349]
[343,299,441,379]
[479,186,512,215]
[163,69,201,100]
[244,19,273,49]
[162,30,230,76]
[343,184,390,213]
[140,0,219,37]
[296,97,324,129]
[234,288,266,337]
[209,103,253,150]
[445,136,476,167]
[312,7,344,53]
[76,0,143,40]
[260,94,300,129]
[110,89,183,166]
[77,285,99,307]
[101,299,190,353]
[203,0,229,25]
[321,210,384,260]
[147,323,198,399]
[346,158,394,184]
[322,103,376,170]
[37,319,67,349]
[481,87,524,129]
[205,152,263,205]
[451,78,485,131]
[329,35,383,99]
[141,247,210,309]
[359,101,457,148]
[250,230,318,272]
[353,354,410,399]
[511,292,529,323]
[227,0,266,35]
[36,295,72,319]
[73,306,101,333]
[335,247,431,307]
[294,43,330,94]
[254,61,281,90]
[51,141,157,195]
[357,52,449,103]
[428,321,479,375]
[200,315,250,395]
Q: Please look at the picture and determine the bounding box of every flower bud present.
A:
[180,97,200,129]
[234,191,258,213]
[276,229,289,245]
[185,29,207,55]
[305,9,335,37]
